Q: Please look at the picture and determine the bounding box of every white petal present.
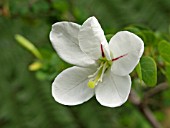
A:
[95,69,131,107]
[109,31,144,76]
[78,16,110,60]
[50,22,95,67]
[52,66,95,105]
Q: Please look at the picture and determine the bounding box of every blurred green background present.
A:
[1,0,170,128]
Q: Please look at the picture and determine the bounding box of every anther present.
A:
[112,53,128,61]
[101,44,105,57]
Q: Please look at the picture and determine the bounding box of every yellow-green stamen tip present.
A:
[87,58,111,89]
[88,81,96,89]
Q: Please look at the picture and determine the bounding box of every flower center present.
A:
[87,58,112,88]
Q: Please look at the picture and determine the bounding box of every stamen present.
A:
[87,65,103,88]
[88,63,104,78]
[100,44,105,57]
[87,61,110,89]
[98,62,108,82]
[112,53,128,61]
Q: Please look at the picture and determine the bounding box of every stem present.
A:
[144,82,168,99]
[129,90,162,128]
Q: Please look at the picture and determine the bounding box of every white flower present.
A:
[50,16,144,107]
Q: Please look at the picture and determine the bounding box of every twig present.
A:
[144,82,169,99]
[129,90,162,128]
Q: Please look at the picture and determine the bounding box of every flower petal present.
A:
[50,22,95,67]
[95,69,131,107]
[109,31,144,76]
[52,66,95,105]
[78,16,110,60]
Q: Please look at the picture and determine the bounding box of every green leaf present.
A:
[158,40,170,63]
[142,30,156,45]
[105,34,113,42]
[165,65,170,85]
[135,63,142,81]
[124,26,141,34]
[140,56,157,86]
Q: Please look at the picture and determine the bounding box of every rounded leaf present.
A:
[140,56,157,86]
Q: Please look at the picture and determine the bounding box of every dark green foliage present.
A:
[1,0,170,128]
[158,40,170,64]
